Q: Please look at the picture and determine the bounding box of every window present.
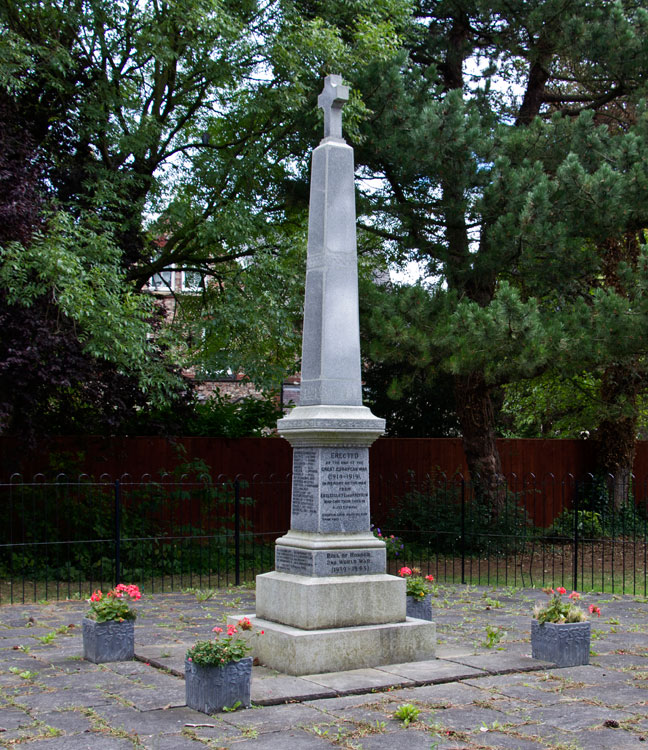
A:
[149,270,173,291]
[182,270,203,291]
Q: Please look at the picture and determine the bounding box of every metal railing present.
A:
[1,471,646,603]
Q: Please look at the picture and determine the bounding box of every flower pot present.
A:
[531,619,591,667]
[82,617,135,663]
[185,657,252,714]
[406,593,433,621]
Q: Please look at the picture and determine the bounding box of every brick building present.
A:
[147,268,301,408]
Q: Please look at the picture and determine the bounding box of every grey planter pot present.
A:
[82,617,135,663]
[531,619,591,667]
[185,657,252,714]
[406,593,433,621]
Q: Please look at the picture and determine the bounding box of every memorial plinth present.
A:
[234,75,435,674]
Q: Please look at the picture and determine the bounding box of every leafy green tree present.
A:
[332,0,648,502]
[0,0,411,437]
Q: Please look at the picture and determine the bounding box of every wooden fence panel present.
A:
[5,435,648,532]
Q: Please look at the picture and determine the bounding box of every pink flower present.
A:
[398,567,413,577]
[556,587,567,595]
[260,630,264,635]
[187,657,192,662]
[89,590,102,602]
[568,592,580,600]
[589,605,601,617]
[212,626,223,634]
[115,583,142,601]
[425,575,434,582]
[238,617,252,631]
[227,625,237,636]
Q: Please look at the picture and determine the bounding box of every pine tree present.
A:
[337,0,648,503]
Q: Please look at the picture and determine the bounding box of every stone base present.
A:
[227,614,436,676]
[274,530,386,577]
[256,571,405,630]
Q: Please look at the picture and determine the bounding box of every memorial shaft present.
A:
[244,77,436,674]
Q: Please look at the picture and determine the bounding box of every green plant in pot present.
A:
[185,617,263,713]
[399,566,435,620]
[83,584,141,663]
[531,587,600,667]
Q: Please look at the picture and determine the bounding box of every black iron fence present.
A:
[0,473,289,604]
[1,471,647,603]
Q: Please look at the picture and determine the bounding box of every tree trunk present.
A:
[594,363,639,509]
[594,234,642,509]
[453,372,506,508]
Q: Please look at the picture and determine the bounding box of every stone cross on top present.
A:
[318,74,349,140]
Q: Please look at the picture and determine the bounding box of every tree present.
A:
[0,0,410,436]
[329,0,648,502]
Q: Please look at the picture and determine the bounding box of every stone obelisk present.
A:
[231,75,435,675]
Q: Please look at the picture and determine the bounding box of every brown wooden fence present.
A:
[4,436,648,531]
[4,434,647,482]
[0,437,624,480]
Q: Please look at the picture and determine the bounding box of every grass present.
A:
[387,539,648,596]
[2,539,648,603]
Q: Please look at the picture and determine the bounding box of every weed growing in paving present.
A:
[394,703,420,726]
[481,624,506,649]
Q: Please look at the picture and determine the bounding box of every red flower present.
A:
[589,605,601,617]
[238,617,252,631]
[556,587,567,595]
[398,567,413,577]
[425,575,435,582]
[568,592,580,600]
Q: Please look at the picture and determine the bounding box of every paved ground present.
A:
[1,584,648,749]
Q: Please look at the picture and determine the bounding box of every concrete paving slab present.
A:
[301,667,414,694]
[93,703,211,736]
[214,728,334,748]
[0,707,33,730]
[576,727,648,749]
[11,688,112,713]
[548,663,624,683]
[218,702,326,732]
[115,685,186,711]
[377,658,485,684]
[13,735,134,749]
[251,674,336,704]
[523,702,638,731]
[311,704,398,728]
[141,733,212,750]
[8,586,648,748]
[424,705,519,732]
[443,652,554,674]
[382,680,490,706]
[305,692,395,711]
[354,728,448,749]
[465,730,545,749]
[462,672,565,704]
[36,709,94,735]
[592,653,648,670]
[134,644,188,677]
[577,683,648,708]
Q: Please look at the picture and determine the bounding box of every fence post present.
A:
[114,479,121,587]
[572,478,579,592]
[461,478,466,585]
[234,479,241,586]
